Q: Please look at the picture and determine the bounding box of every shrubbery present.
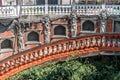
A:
[7,56,120,80]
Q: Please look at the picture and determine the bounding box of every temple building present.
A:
[0,0,120,60]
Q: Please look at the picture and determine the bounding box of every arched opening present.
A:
[1,39,13,49]
[114,21,120,32]
[54,25,66,36]
[28,31,39,41]
[82,20,95,31]
[48,0,58,4]
[36,0,45,5]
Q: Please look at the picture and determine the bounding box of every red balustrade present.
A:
[1,33,120,80]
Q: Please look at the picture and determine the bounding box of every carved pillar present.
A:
[17,22,25,52]
[8,19,25,52]
[42,17,51,44]
[70,11,77,37]
[99,9,107,33]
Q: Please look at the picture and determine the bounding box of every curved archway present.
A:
[82,20,95,31]
[1,39,13,49]
[54,25,66,36]
[27,31,39,41]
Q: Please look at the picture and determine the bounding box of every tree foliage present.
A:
[6,56,120,80]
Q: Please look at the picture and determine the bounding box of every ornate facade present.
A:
[0,0,120,60]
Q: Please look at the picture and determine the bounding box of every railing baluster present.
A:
[54,46,57,54]
[112,36,116,47]
[115,35,118,47]
[70,41,74,51]
[56,45,59,54]
[5,63,8,72]
[66,42,69,52]
[2,64,5,73]
[80,40,82,49]
[44,47,48,56]
[110,35,113,47]
[9,60,13,70]
[40,49,43,58]
[52,46,54,55]
[76,40,79,50]
[0,64,2,75]
[85,39,88,48]
[61,43,65,53]
[90,37,93,47]
[100,35,103,47]
[105,36,108,47]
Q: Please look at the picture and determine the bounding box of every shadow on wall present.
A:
[0,19,13,33]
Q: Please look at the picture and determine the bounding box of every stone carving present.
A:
[99,9,107,33]
[8,19,24,52]
[18,22,24,52]
[42,16,50,43]
[70,11,77,37]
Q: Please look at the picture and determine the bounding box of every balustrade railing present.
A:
[106,5,120,15]
[76,5,102,15]
[0,4,120,18]
[48,5,72,15]
[1,33,120,79]
[20,5,120,16]
[0,6,19,18]
[21,5,45,15]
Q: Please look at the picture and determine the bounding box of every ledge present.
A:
[25,41,41,45]
[0,48,14,53]
[80,31,96,33]
[52,35,68,38]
